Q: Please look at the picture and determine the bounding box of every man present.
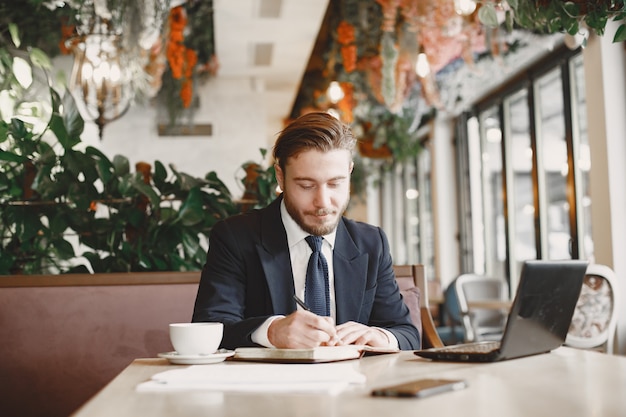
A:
[193,112,420,350]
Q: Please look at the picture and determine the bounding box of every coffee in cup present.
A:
[169,322,223,355]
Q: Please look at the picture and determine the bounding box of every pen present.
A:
[292,294,311,311]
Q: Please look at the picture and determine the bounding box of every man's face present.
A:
[275,149,353,236]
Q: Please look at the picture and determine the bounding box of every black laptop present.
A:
[415,260,588,362]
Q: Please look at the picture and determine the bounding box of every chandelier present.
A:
[66,0,169,139]
[69,18,133,139]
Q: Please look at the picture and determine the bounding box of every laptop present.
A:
[415,260,588,362]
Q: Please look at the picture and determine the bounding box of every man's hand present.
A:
[335,321,390,347]
[268,310,341,348]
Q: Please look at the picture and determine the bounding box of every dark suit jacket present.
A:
[192,196,420,350]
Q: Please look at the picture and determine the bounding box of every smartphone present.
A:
[371,378,467,398]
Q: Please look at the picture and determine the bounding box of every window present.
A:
[458,46,591,287]
[374,129,435,279]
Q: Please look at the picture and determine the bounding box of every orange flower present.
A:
[337,21,355,45]
[184,49,198,78]
[164,5,203,111]
[169,6,187,32]
[341,45,357,73]
[58,20,76,55]
[180,79,193,108]
[337,82,354,123]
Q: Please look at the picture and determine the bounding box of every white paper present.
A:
[136,362,366,394]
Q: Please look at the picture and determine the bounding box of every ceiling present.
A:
[210,0,561,133]
[212,0,330,129]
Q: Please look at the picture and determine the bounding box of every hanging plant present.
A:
[478,0,626,43]
[157,1,217,126]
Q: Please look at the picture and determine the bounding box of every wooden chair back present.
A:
[393,264,444,349]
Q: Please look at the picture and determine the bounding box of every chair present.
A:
[453,273,509,343]
[436,282,466,345]
[393,265,444,349]
[566,264,620,354]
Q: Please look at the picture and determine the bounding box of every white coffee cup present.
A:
[169,322,223,355]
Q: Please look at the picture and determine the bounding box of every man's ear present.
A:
[275,163,284,189]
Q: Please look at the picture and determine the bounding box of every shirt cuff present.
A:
[375,327,400,350]
[251,315,285,347]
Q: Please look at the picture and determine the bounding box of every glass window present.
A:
[458,48,588,285]
[535,67,572,260]
[479,105,506,278]
[570,54,594,262]
[374,132,433,277]
[504,88,536,281]
[416,145,435,278]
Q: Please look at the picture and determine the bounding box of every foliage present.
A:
[0,29,237,274]
[238,148,279,211]
[0,0,75,55]
[290,0,431,165]
[479,0,626,43]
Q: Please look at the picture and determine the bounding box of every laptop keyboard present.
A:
[436,341,501,354]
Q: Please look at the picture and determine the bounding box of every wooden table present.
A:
[71,348,626,417]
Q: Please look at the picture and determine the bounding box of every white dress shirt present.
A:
[251,200,398,349]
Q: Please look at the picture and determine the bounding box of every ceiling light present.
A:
[454,0,477,16]
[327,81,345,103]
[415,52,431,78]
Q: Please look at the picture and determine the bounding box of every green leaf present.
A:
[52,238,75,260]
[50,213,69,235]
[614,24,626,42]
[171,164,202,190]
[0,122,8,143]
[0,149,26,163]
[113,154,130,176]
[565,20,580,36]
[561,2,580,18]
[478,3,499,27]
[505,10,514,32]
[49,113,69,147]
[29,48,52,71]
[61,91,84,145]
[131,179,161,208]
[86,147,115,184]
[0,251,16,275]
[181,230,200,257]
[178,187,204,226]
[10,118,28,139]
[153,160,167,187]
[8,23,20,48]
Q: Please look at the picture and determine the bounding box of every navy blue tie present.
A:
[304,235,330,316]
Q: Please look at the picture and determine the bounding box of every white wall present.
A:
[431,116,460,288]
[77,74,273,200]
[583,22,626,355]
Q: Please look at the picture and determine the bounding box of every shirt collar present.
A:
[280,199,336,249]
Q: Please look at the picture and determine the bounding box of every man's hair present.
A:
[272,112,357,172]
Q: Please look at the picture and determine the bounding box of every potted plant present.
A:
[0,26,237,275]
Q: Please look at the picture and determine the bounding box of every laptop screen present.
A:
[498,260,588,360]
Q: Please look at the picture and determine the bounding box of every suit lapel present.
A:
[256,196,295,314]
[333,220,368,323]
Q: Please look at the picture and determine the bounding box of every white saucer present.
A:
[158,349,235,365]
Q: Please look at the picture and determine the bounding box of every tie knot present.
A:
[305,235,323,253]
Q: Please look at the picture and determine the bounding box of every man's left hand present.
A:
[334,321,390,347]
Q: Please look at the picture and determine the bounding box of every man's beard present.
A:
[283,193,349,236]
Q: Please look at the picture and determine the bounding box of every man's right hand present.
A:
[267,310,341,348]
